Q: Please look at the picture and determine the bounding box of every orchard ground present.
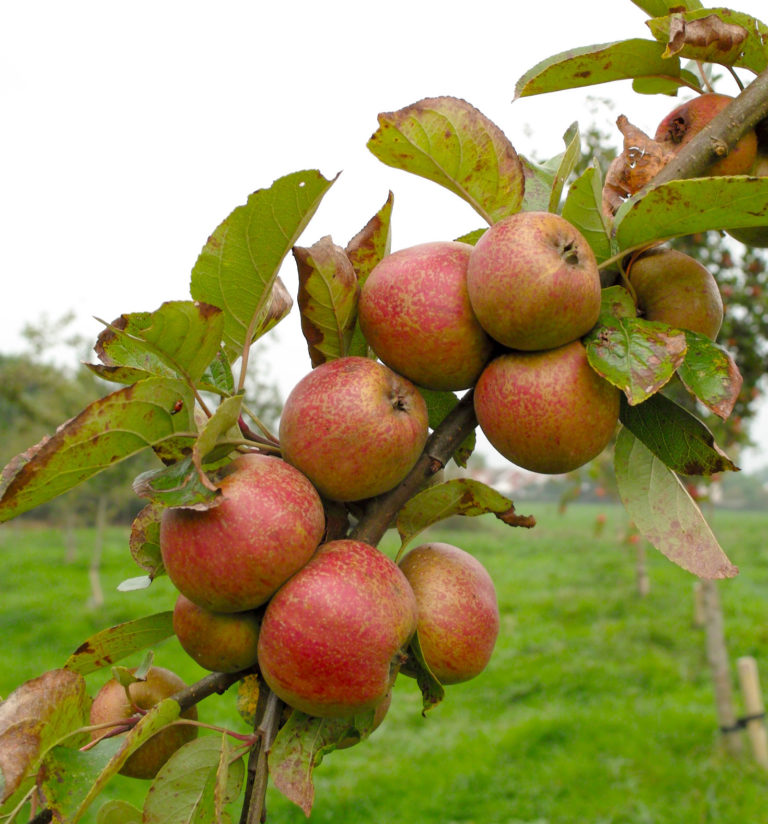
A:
[2,501,768,823]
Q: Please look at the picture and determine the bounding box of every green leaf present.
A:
[0,669,90,805]
[191,395,243,469]
[63,612,174,676]
[190,170,336,359]
[40,739,123,823]
[614,177,768,251]
[346,193,394,359]
[132,456,220,509]
[514,39,683,98]
[0,378,196,523]
[631,0,702,15]
[96,799,143,824]
[548,122,582,212]
[94,301,224,384]
[367,96,524,225]
[614,427,738,579]
[646,9,768,73]
[294,236,360,367]
[269,710,375,816]
[619,393,738,475]
[142,735,244,824]
[677,331,743,419]
[128,503,164,578]
[83,363,152,386]
[74,699,183,820]
[199,350,235,396]
[403,632,444,714]
[396,478,531,555]
[562,166,612,263]
[454,228,486,246]
[585,316,687,405]
[632,68,703,95]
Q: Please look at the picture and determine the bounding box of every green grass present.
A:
[2,503,768,822]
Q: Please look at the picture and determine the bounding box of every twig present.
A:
[240,687,284,824]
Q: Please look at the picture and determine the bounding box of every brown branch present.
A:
[172,669,247,713]
[350,389,478,547]
[240,686,284,824]
[648,66,768,188]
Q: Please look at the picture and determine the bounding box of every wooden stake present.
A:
[737,656,768,769]
[701,579,742,754]
[636,544,650,597]
[693,581,705,628]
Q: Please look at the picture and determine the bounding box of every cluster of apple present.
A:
[90,358,499,777]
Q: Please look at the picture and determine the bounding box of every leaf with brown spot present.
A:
[677,331,743,419]
[514,39,690,99]
[368,96,523,225]
[132,455,221,509]
[0,378,196,523]
[190,170,336,361]
[128,503,165,578]
[396,478,532,556]
[585,316,687,405]
[63,613,174,676]
[619,393,738,476]
[294,236,360,367]
[630,1,703,16]
[615,427,738,579]
[563,166,613,262]
[94,301,224,384]
[0,669,90,805]
[647,9,766,72]
[614,178,768,251]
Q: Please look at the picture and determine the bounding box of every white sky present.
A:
[2,1,766,471]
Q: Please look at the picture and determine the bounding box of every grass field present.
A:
[2,502,768,823]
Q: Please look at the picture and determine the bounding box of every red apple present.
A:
[173,593,260,673]
[474,340,620,474]
[358,241,494,390]
[466,211,601,351]
[257,539,418,717]
[399,542,499,685]
[160,453,325,612]
[279,356,429,502]
[89,666,198,779]
[628,248,723,340]
[655,93,757,176]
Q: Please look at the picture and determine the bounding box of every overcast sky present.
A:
[2,1,766,470]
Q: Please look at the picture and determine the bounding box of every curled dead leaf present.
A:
[664,13,748,64]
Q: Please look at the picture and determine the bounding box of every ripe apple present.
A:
[628,248,723,340]
[279,356,429,501]
[399,542,499,685]
[173,593,260,673]
[655,93,757,176]
[357,241,494,390]
[89,666,198,780]
[474,340,620,474]
[466,211,601,351]
[257,539,418,717]
[160,453,325,613]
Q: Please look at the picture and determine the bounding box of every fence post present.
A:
[701,579,742,754]
[737,656,768,769]
[693,581,705,628]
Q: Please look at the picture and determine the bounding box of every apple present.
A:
[160,453,325,613]
[257,539,418,717]
[279,356,429,501]
[399,542,499,685]
[474,340,620,474]
[173,593,260,673]
[655,93,757,176]
[628,248,723,340]
[466,211,601,351]
[89,666,198,779]
[357,241,494,390]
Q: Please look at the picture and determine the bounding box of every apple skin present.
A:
[628,248,723,340]
[358,241,494,390]
[257,539,418,718]
[474,340,620,474]
[173,593,260,673]
[466,211,602,351]
[279,356,429,502]
[655,93,757,176]
[89,666,198,780]
[160,453,325,613]
[399,542,499,685]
